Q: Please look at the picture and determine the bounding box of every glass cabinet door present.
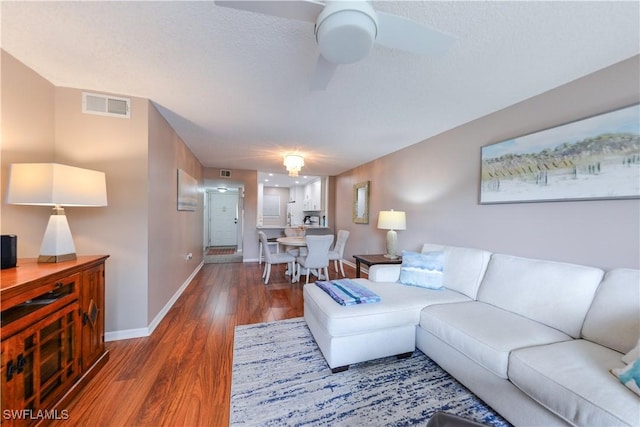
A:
[1,303,79,426]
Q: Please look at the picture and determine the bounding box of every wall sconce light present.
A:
[377,209,406,259]
[283,154,304,177]
[6,163,108,263]
[218,187,228,193]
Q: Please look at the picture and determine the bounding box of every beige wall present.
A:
[1,51,56,256]
[336,56,640,271]
[148,103,203,324]
[1,51,204,336]
[53,86,150,332]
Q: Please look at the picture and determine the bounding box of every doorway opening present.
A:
[204,184,244,264]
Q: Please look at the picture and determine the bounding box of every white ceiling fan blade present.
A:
[310,55,338,91]
[376,11,455,56]
[214,0,324,23]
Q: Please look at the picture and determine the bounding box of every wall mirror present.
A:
[353,181,370,224]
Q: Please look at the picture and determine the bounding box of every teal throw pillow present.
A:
[612,357,640,396]
[399,250,444,289]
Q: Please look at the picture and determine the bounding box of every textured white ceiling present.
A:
[2,1,639,178]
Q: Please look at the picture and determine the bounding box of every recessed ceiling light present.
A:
[264,179,269,182]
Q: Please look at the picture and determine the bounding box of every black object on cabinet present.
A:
[1,235,17,269]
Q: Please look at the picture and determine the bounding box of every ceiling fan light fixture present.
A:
[216,0,455,92]
[283,154,304,177]
[315,3,377,64]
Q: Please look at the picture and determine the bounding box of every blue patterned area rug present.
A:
[231,318,510,426]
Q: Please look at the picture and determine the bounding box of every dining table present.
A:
[276,236,306,247]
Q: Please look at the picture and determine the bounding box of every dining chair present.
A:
[328,230,350,277]
[258,231,296,284]
[296,234,334,284]
[258,237,279,265]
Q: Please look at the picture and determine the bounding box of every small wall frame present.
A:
[177,169,198,211]
[353,181,370,224]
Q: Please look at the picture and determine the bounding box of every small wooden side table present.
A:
[352,254,402,278]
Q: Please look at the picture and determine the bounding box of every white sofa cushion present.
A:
[509,339,640,426]
[582,268,640,354]
[421,243,492,299]
[303,279,471,337]
[477,254,604,338]
[368,264,401,282]
[419,301,571,379]
[623,339,640,365]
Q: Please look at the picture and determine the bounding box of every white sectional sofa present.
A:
[302,243,640,426]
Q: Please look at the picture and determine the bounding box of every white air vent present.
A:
[82,92,130,118]
[220,170,232,178]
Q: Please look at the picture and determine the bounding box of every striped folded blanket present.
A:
[315,279,381,306]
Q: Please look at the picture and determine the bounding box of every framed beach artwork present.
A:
[177,169,198,211]
[480,103,640,204]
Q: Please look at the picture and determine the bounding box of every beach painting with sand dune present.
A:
[480,104,640,204]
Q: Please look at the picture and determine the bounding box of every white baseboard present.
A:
[105,327,149,342]
[105,261,204,342]
[342,259,369,273]
[343,260,356,269]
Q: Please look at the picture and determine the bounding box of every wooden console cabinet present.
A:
[1,256,109,426]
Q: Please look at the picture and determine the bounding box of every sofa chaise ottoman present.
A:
[303,244,491,372]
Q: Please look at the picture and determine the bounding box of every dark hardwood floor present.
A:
[57,260,361,427]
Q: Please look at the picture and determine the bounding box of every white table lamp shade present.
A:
[377,210,406,259]
[7,163,107,262]
[7,163,107,206]
[377,210,406,231]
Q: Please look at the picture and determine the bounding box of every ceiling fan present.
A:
[214,0,455,90]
